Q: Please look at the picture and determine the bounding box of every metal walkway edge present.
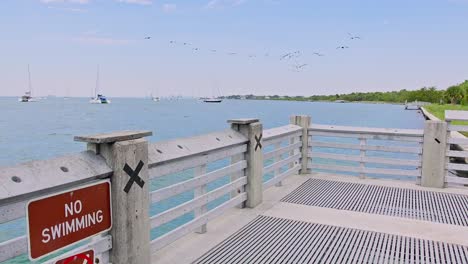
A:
[194,215,468,264]
[281,178,468,226]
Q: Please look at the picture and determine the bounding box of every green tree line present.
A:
[225,80,468,104]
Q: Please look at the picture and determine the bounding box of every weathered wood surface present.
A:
[309,163,421,177]
[148,130,247,168]
[262,125,302,142]
[446,110,468,122]
[74,130,153,144]
[309,152,421,166]
[227,118,260,125]
[310,124,423,137]
[291,115,311,174]
[0,151,112,204]
[309,141,423,154]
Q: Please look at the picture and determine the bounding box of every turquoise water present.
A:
[0,97,425,263]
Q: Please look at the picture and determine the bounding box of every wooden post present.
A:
[75,131,152,264]
[194,164,207,233]
[228,118,263,208]
[359,138,367,179]
[290,115,311,174]
[421,121,447,188]
[274,142,282,187]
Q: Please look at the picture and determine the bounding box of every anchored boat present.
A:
[18,65,38,102]
[90,65,111,104]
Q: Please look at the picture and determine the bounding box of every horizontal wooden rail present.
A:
[309,163,421,177]
[447,163,468,171]
[0,235,26,262]
[309,124,423,138]
[446,175,468,185]
[0,151,112,205]
[448,125,468,132]
[264,142,302,160]
[448,138,468,145]
[264,165,301,189]
[150,161,247,203]
[309,141,422,154]
[149,145,247,178]
[263,125,302,142]
[148,130,248,169]
[447,150,468,158]
[264,153,301,175]
[263,135,301,148]
[150,193,247,252]
[309,152,421,166]
[309,131,423,142]
[150,177,247,228]
[445,110,468,122]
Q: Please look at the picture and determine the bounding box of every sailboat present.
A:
[203,86,223,103]
[90,65,111,104]
[151,92,160,102]
[18,65,38,102]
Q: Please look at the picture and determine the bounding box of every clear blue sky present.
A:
[0,0,467,97]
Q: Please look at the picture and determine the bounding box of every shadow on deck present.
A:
[153,173,468,264]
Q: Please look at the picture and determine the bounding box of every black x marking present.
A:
[123,161,145,193]
[255,134,263,151]
[435,138,441,144]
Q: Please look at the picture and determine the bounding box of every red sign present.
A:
[27,181,112,260]
[55,250,94,264]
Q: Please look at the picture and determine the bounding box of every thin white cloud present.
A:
[162,3,177,13]
[205,0,246,9]
[116,0,153,5]
[40,0,89,3]
[47,6,87,12]
[74,31,134,45]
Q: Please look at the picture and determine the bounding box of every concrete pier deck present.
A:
[152,173,468,264]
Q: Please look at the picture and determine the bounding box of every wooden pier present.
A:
[1,113,468,263]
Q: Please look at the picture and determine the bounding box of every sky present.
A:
[0,0,467,97]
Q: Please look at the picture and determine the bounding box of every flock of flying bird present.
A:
[143,33,362,72]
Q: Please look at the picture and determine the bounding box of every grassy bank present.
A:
[424,104,468,120]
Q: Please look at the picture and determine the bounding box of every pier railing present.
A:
[1,114,467,263]
[445,110,468,187]
[308,124,424,181]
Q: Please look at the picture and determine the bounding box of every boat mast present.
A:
[95,65,100,97]
[28,64,32,96]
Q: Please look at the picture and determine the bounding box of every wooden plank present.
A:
[148,129,247,167]
[448,125,468,132]
[264,153,301,174]
[263,165,301,189]
[150,193,247,252]
[446,175,468,185]
[0,236,27,263]
[262,125,302,142]
[309,124,423,137]
[308,152,421,166]
[447,163,468,171]
[149,145,247,178]
[74,130,152,144]
[150,161,247,203]
[150,177,247,228]
[263,135,301,148]
[264,142,302,160]
[194,164,208,234]
[310,131,423,142]
[447,150,468,158]
[308,163,420,177]
[0,151,112,204]
[309,141,422,154]
[0,200,25,224]
[448,137,468,145]
[446,110,468,122]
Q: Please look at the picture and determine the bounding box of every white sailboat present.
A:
[90,65,111,104]
[203,86,223,103]
[18,64,38,102]
[151,91,160,102]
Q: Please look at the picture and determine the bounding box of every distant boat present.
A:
[90,65,111,104]
[150,92,160,102]
[18,65,38,102]
[203,98,223,103]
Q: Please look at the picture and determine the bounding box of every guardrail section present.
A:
[147,129,249,252]
[0,152,113,263]
[445,110,468,187]
[308,124,424,180]
[262,125,302,189]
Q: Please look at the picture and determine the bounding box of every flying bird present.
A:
[313,52,324,57]
[348,33,361,40]
[228,52,237,55]
[192,48,199,51]
[297,64,308,69]
[169,40,176,44]
[336,46,349,49]
[144,36,151,40]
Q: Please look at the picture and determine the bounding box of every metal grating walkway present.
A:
[194,216,468,264]
[281,178,468,226]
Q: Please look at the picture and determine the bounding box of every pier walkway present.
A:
[2,113,468,263]
[155,173,468,264]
